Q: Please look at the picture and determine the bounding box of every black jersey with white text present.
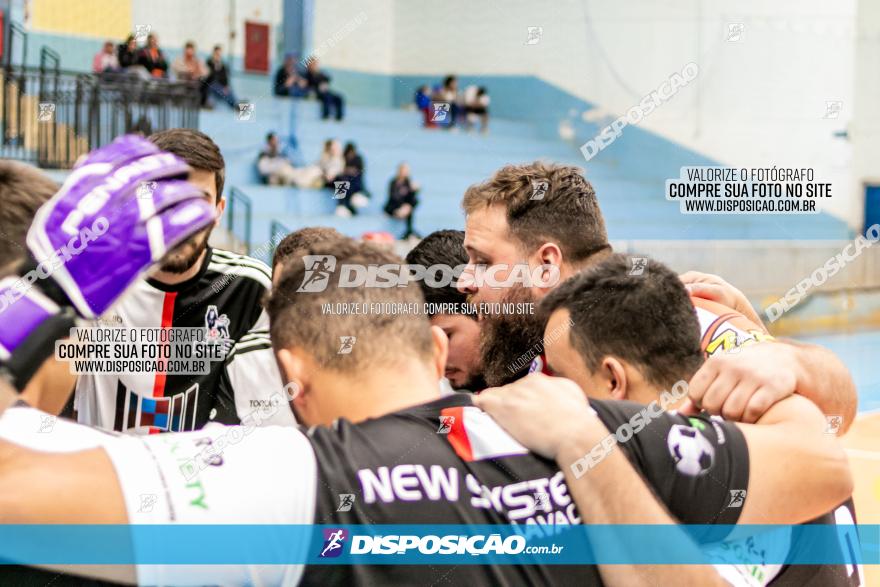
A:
[106,393,750,586]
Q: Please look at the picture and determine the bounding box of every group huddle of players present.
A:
[0,129,865,586]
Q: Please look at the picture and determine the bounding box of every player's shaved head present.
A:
[267,238,434,373]
[0,161,59,274]
[539,254,703,389]
[272,226,344,273]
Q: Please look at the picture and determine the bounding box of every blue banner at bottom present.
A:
[0,524,876,565]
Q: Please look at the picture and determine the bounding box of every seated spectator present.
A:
[137,33,168,78]
[92,41,121,74]
[333,142,369,216]
[464,85,490,132]
[171,41,206,82]
[303,58,345,121]
[415,85,434,127]
[319,139,345,186]
[204,45,238,109]
[384,162,420,239]
[274,55,308,97]
[257,132,322,188]
[118,35,138,68]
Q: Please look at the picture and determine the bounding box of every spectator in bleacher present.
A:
[204,45,238,109]
[339,141,369,209]
[384,162,420,239]
[319,139,345,186]
[303,58,345,121]
[464,85,490,133]
[117,35,139,69]
[415,85,434,127]
[92,41,121,74]
[257,132,323,188]
[171,41,206,82]
[273,55,308,97]
[137,33,169,78]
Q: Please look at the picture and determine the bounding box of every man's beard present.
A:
[159,228,211,274]
[477,287,545,387]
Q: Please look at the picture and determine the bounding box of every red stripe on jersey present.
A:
[149,292,177,434]
[442,406,474,461]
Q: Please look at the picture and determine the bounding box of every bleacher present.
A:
[201,76,852,264]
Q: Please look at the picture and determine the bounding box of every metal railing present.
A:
[0,63,201,168]
[270,220,292,252]
[226,187,254,254]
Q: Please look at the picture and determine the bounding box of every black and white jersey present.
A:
[102,393,751,586]
[74,247,295,434]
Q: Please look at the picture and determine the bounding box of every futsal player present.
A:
[72,129,295,433]
[457,161,857,429]
[0,236,852,586]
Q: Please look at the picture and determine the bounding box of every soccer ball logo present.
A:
[666,424,714,476]
[237,102,255,121]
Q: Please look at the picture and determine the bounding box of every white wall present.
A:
[315,0,862,229]
[130,0,282,57]
[310,0,394,73]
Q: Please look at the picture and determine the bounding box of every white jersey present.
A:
[73,248,295,434]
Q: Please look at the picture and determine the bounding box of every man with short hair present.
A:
[204,45,238,108]
[73,129,295,432]
[0,239,853,586]
[0,161,59,276]
[478,253,863,587]
[405,230,483,390]
[171,41,207,82]
[458,161,857,429]
[271,226,343,279]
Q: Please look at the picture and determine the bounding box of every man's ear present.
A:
[429,325,449,382]
[600,357,629,401]
[214,197,226,228]
[275,347,309,407]
[534,242,565,290]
